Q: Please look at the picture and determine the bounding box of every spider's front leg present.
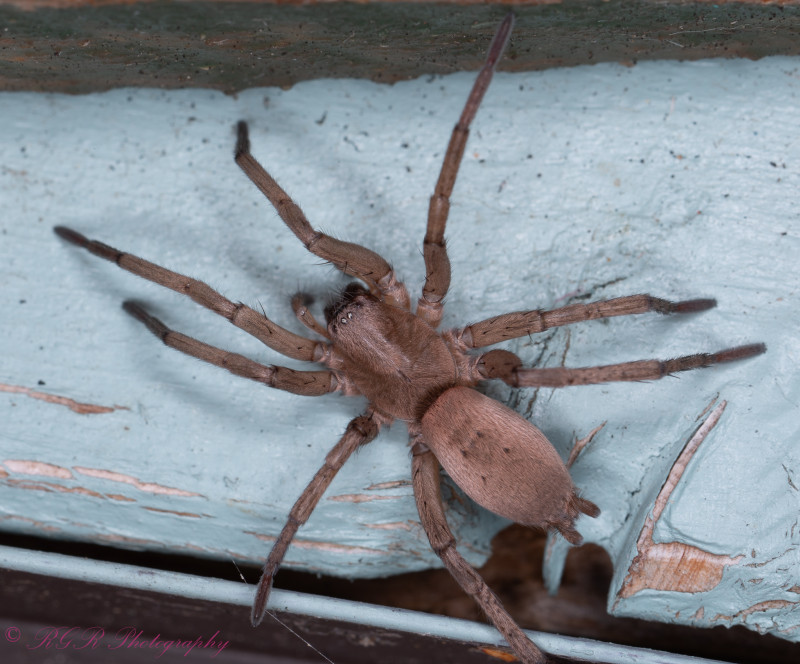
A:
[410,439,547,664]
[234,123,410,310]
[53,225,328,364]
[417,13,514,329]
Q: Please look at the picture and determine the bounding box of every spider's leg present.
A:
[251,412,382,626]
[456,294,718,349]
[410,440,546,664]
[417,14,513,329]
[123,302,338,396]
[54,226,327,363]
[234,123,410,310]
[291,292,330,340]
[473,343,766,387]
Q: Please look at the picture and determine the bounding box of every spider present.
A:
[54,14,765,664]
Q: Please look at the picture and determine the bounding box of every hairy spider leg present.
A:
[411,443,546,664]
[457,294,718,348]
[53,226,328,363]
[234,123,410,311]
[251,413,382,626]
[476,343,766,388]
[417,13,514,329]
[122,301,338,396]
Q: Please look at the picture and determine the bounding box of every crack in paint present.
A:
[1,460,197,502]
[616,400,743,600]
[3,459,72,478]
[713,599,797,623]
[73,466,204,497]
[7,478,106,499]
[142,506,205,518]
[363,480,411,490]
[246,531,387,555]
[0,382,127,414]
[566,421,606,469]
[328,493,403,503]
[363,521,414,531]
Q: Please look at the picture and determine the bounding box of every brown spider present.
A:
[54,14,765,664]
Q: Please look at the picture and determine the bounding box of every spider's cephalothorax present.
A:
[55,14,765,664]
[326,283,456,421]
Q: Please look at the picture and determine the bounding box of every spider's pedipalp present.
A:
[291,292,330,339]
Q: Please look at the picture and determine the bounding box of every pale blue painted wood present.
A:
[1,55,798,643]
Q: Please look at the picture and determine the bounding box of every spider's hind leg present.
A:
[411,441,546,664]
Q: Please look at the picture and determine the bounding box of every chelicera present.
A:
[55,14,765,664]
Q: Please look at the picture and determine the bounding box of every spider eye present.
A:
[324,282,369,324]
[347,312,353,319]
[340,317,347,324]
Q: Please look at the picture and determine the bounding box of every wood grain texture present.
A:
[3,0,800,92]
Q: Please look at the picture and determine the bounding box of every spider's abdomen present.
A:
[329,294,457,421]
[420,386,599,544]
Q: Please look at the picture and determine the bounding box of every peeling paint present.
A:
[713,599,797,623]
[90,533,210,555]
[1,476,136,502]
[97,533,166,548]
[3,459,73,478]
[329,493,403,503]
[566,421,606,468]
[246,531,387,556]
[363,521,414,531]
[478,645,517,662]
[106,493,135,502]
[142,506,204,518]
[619,541,742,597]
[0,382,126,414]
[744,547,797,568]
[364,480,411,490]
[694,394,719,421]
[6,478,106,499]
[617,401,743,599]
[73,466,204,497]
